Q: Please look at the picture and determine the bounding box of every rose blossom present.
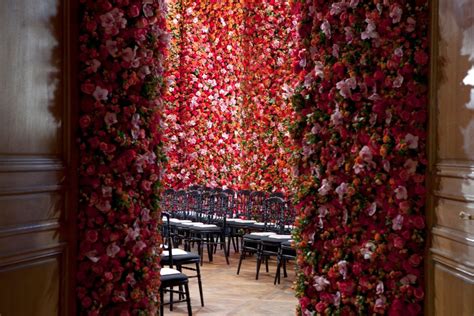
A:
[313,275,330,291]
[92,86,109,101]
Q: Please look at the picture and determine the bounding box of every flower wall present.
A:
[163,0,296,193]
[291,1,429,315]
[77,0,168,314]
[240,1,298,192]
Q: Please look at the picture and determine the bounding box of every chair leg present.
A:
[160,288,164,316]
[265,256,269,273]
[222,233,230,265]
[196,262,204,307]
[283,258,288,278]
[184,282,192,316]
[170,286,174,311]
[256,253,262,280]
[237,250,245,275]
[274,256,281,285]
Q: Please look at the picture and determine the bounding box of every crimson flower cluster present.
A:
[290,0,428,315]
[77,0,168,314]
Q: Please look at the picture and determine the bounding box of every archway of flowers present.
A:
[75,0,429,315]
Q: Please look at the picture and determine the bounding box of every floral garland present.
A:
[240,0,297,193]
[77,0,168,314]
[290,0,429,315]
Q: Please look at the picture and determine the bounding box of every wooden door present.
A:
[428,0,474,315]
[0,0,77,315]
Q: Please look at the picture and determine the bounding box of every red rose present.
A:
[407,303,422,316]
[315,301,327,313]
[129,5,140,17]
[79,115,91,129]
[338,280,355,296]
[81,83,95,94]
[81,296,92,308]
[414,287,424,301]
[414,50,429,65]
[389,298,405,316]
[299,297,311,310]
[393,236,405,249]
[86,230,98,243]
[411,215,425,229]
[409,254,422,267]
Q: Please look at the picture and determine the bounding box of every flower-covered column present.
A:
[240,0,297,193]
[77,0,169,314]
[291,0,429,315]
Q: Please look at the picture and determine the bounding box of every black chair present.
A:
[236,197,290,280]
[274,240,296,284]
[160,212,192,315]
[189,192,230,265]
[226,190,252,241]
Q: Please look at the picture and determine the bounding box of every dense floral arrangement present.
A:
[240,1,297,193]
[77,0,169,314]
[163,0,296,193]
[290,0,429,315]
[163,0,244,189]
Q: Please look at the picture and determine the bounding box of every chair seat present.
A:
[161,252,201,265]
[190,225,220,232]
[160,268,188,284]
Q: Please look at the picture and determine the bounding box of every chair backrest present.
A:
[223,188,236,214]
[161,211,174,268]
[249,191,267,221]
[186,189,202,221]
[209,192,230,226]
[162,188,176,213]
[188,184,202,191]
[174,190,188,219]
[262,197,287,233]
[269,191,285,199]
[235,190,252,218]
[198,190,214,222]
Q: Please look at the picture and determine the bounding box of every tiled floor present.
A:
[162,247,297,315]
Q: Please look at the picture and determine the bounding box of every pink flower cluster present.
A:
[290,0,428,315]
[78,0,169,314]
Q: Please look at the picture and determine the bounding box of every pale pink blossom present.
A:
[359,146,373,163]
[376,281,384,295]
[361,19,379,40]
[368,202,377,216]
[337,260,348,279]
[318,179,331,196]
[321,20,331,38]
[93,86,109,101]
[335,182,348,200]
[107,243,120,257]
[313,275,330,291]
[404,159,418,175]
[104,112,118,126]
[390,5,403,24]
[405,133,419,149]
[395,186,408,200]
[392,214,404,231]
